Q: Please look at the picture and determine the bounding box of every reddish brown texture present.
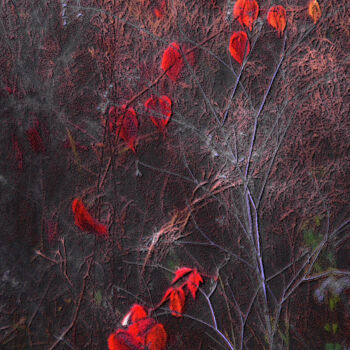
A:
[154,1,167,19]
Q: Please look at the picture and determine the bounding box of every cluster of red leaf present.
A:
[107,267,203,348]
[71,198,108,238]
[106,96,172,152]
[229,0,289,65]
[159,267,203,317]
[108,304,167,350]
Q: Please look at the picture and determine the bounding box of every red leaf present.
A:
[108,329,142,350]
[267,5,286,37]
[72,198,108,237]
[27,127,45,153]
[171,267,193,284]
[145,323,167,350]
[122,304,148,326]
[128,318,156,344]
[229,31,250,66]
[308,0,321,24]
[161,42,184,82]
[154,1,166,18]
[169,287,186,317]
[186,269,203,299]
[116,105,139,153]
[233,0,259,31]
[145,95,172,133]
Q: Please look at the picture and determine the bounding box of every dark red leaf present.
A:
[27,127,45,153]
[116,105,139,153]
[169,287,186,317]
[186,269,203,299]
[128,318,156,343]
[145,95,172,133]
[72,198,108,237]
[108,329,142,350]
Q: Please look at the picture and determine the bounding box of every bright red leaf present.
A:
[145,323,167,350]
[144,95,172,133]
[186,269,203,299]
[171,267,193,284]
[122,304,148,326]
[233,0,259,31]
[115,105,139,153]
[72,198,108,237]
[229,31,250,65]
[267,5,286,37]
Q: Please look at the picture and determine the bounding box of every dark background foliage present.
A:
[0,0,349,349]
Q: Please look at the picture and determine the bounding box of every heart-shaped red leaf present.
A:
[145,95,172,133]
